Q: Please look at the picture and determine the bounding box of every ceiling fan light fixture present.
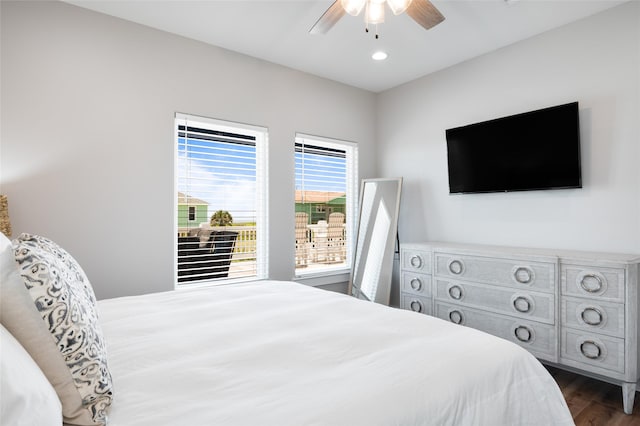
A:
[387,0,413,15]
[341,0,366,16]
[310,0,444,38]
[365,0,385,24]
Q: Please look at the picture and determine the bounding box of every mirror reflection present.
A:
[349,178,402,305]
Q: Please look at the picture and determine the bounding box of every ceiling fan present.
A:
[309,0,445,38]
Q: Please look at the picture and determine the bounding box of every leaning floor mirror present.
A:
[349,177,402,305]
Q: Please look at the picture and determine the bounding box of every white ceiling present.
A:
[65,0,627,92]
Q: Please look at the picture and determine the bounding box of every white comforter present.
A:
[99,280,573,426]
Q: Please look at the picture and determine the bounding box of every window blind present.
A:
[175,113,268,285]
[295,134,357,275]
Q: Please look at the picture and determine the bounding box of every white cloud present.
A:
[177,152,256,223]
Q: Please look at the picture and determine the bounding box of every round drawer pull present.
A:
[409,300,423,313]
[448,260,464,275]
[448,285,463,300]
[410,278,422,291]
[580,340,602,360]
[513,266,534,284]
[410,255,423,269]
[513,296,532,313]
[514,325,533,343]
[581,307,604,326]
[580,273,604,293]
[448,310,464,325]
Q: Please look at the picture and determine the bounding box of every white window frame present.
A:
[294,133,358,278]
[174,113,269,288]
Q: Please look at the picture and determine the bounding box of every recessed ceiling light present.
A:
[372,51,388,61]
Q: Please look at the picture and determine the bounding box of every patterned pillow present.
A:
[0,233,113,425]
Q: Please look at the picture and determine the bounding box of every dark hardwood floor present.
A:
[546,366,640,426]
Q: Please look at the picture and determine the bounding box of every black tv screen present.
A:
[446,102,582,194]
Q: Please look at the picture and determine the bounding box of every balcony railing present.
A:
[178,225,255,255]
[178,224,347,281]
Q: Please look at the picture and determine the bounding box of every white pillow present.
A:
[0,233,113,426]
[0,324,62,426]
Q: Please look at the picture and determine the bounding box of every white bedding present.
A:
[99,280,573,426]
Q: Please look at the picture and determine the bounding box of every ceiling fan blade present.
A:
[406,0,445,31]
[309,1,346,35]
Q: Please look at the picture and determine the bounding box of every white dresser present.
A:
[400,242,640,414]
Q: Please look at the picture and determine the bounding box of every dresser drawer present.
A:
[561,328,625,375]
[561,297,624,338]
[434,252,556,293]
[561,265,625,302]
[434,301,557,362]
[402,249,431,274]
[400,294,432,315]
[434,279,555,325]
[401,272,431,297]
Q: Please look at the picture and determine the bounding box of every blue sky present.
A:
[177,137,257,223]
[178,136,347,224]
[295,151,347,193]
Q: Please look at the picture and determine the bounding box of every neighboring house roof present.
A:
[178,192,209,206]
[295,190,345,204]
[327,195,346,205]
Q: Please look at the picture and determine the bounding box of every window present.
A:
[295,134,358,275]
[175,113,268,286]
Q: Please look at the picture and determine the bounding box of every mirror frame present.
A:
[348,177,402,305]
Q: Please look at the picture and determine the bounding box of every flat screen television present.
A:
[445,102,582,194]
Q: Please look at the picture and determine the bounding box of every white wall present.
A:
[3,1,638,303]
[378,2,640,259]
[0,1,376,299]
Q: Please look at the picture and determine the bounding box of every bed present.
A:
[99,280,573,425]
[0,234,574,426]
